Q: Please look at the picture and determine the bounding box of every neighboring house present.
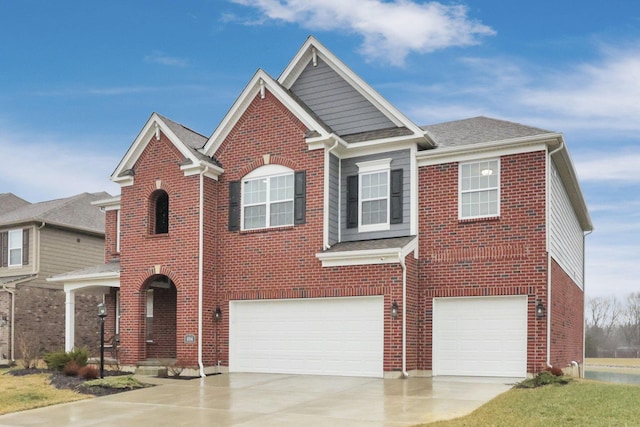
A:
[51,37,592,378]
[0,192,109,363]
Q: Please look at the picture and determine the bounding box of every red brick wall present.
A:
[104,210,118,262]
[417,151,549,374]
[209,92,406,371]
[117,132,201,366]
[550,258,584,368]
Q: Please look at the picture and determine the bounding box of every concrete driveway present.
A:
[0,373,516,426]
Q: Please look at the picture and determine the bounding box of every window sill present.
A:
[458,216,500,224]
[240,225,295,235]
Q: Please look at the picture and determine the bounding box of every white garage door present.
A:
[229,296,384,377]
[433,296,527,377]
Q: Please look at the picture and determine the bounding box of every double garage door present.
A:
[229,296,384,377]
[433,296,528,377]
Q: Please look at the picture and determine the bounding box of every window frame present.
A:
[241,164,295,231]
[356,158,391,232]
[458,158,501,220]
[8,229,22,267]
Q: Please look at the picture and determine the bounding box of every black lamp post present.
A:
[97,303,107,378]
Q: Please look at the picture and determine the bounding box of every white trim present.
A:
[116,209,121,253]
[203,70,330,156]
[278,37,428,141]
[49,270,120,284]
[241,165,295,231]
[316,238,417,267]
[92,196,121,211]
[417,138,550,167]
[7,229,22,267]
[357,159,391,233]
[111,113,222,187]
[458,158,501,220]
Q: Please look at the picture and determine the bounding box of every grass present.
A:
[422,379,640,426]
[586,357,640,368]
[0,369,88,415]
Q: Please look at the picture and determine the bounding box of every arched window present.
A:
[151,190,169,234]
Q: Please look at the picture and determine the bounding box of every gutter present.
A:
[197,166,209,378]
[398,251,408,378]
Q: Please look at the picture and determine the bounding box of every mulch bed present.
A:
[7,368,141,397]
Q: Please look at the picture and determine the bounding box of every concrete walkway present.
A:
[0,374,516,426]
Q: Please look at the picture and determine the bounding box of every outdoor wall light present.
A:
[536,299,546,319]
[97,303,107,318]
[214,307,222,321]
[391,301,399,319]
[0,314,7,327]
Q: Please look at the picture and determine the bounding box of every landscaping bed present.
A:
[7,368,150,397]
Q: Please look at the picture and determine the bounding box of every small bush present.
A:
[62,360,81,376]
[44,348,89,371]
[44,350,70,371]
[67,348,89,367]
[545,365,564,376]
[167,360,190,378]
[515,371,571,389]
[78,365,99,380]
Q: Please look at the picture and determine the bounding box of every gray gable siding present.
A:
[328,154,340,246]
[341,150,411,242]
[290,58,395,136]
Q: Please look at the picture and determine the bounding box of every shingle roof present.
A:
[157,113,222,167]
[50,261,120,280]
[0,193,30,215]
[324,236,416,253]
[0,192,111,234]
[421,116,553,147]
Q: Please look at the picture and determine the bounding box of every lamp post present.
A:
[97,303,107,378]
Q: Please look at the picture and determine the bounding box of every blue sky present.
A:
[1,1,638,298]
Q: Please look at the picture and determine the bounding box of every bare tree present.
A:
[586,296,621,356]
[620,292,640,349]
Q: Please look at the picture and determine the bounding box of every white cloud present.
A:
[574,151,640,183]
[231,0,495,65]
[0,128,120,202]
[144,51,189,67]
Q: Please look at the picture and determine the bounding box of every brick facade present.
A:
[550,258,584,368]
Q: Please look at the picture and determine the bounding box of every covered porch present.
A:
[47,262,120,352]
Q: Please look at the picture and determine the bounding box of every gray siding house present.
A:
[0,192,109,363]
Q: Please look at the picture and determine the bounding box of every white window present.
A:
[459,159,500,219]
[8,229,22,267]
[357,158,391,232]
[146,289,154,342]
[242,165,294,230]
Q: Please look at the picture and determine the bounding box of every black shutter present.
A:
[228,181,240,231]
[390,169,403,224]
[294,171,306,224]
[346,175,358,229]
[22,228,29,265]
[0,231,6,268]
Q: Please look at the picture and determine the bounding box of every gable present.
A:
[290,58,395,136]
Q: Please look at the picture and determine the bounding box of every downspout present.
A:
[323,139,340,250]
[399,251,408,378]
[197,166,209,378]
[582,229,593,377]
[1,285,15,361]
[545,140,565,369]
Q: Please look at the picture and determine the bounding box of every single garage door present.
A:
[229,296,384,377]
[433,296,527,377]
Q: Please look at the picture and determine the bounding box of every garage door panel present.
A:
[230,297,384,377]
[433,296,527,377]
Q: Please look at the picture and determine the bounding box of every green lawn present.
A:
[422,379,640,426]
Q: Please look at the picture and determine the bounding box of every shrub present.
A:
[15,329,42,369]
[515,371,571,389]
[165,359,190,377]
[62,360,81,376]
[545,365,564,376]
[78,365,99,380]
[44,348,89,371]
[44,350,70,371]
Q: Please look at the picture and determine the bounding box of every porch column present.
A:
[65,289,75,352]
